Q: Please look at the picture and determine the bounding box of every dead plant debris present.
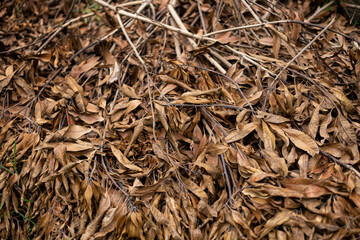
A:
[0,0,360,239]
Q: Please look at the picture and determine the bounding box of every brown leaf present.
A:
[283,128,319,156]
[154,103,169,132]
[306,104,321,140]
[337,115,357,145]
[149,205,182,240]
[262,149,288,176]
[206,144,229,155]
[272,35,281,59]
[70,111,104,124]
[80,193,111,240]
[40,142,94,152]
[14,77,35,97]
[93,203,127,238]
[58,160,83,174]
[179,173,208,201]
[281,178,331,198]
[225,122,258,143]
[70,56,99,80]
[107,60,120,84]
[111,145,142,171]
[0,65,15,92]
[177,95,214,104]
[63,125,93,139]
[319,112,332,143]
[231,209,257,238]
[124,118,144,156]
[84,184,93,219]
[260,211,292,238]
[262,121,276,151]
[65,75,86,112]
[331,88,355,112]
[159,75,194,91]
[120,83,141,99]
[290,14,301,42]
[257,111,290,123]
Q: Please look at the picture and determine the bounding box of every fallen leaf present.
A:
[284,128,319,156]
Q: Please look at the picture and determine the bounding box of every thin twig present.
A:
[282,67,356,143]
[223,45,275,76]
[94,0,272,74]
[167,1,227,74]
[220,153,233,199]
[321,150,360,179]
[202,19,360,45]
[173,63,256,115]
[115,0,144,9]
[101,155,136,210]
[262,17,336,111]
[165,102,246,111]
[306,0,334,22]
[124,0,150,28]
[61,0,78,25]
[170,18,181,59]
[241,0,271,36]
[341,2,360,10]
[116,6,176,167]
[0,36,49,55]
[37,12,96,54]
[197,0,207,34]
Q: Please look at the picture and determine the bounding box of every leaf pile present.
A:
[0,0,360,239]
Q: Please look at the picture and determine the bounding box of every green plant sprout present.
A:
[0,137,36,230]
[17,211,37,227]
[0,198,37,228]
[76,0,101,23]
[0,137,18,175]
[0,211,16,219]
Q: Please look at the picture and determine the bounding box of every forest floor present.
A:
[0,0,360,239]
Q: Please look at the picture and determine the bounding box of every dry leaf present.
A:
[284,128,319,156]
[111,145,142,171]
[225,122,258,143]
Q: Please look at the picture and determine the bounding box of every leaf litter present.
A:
[0,0,359,239]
